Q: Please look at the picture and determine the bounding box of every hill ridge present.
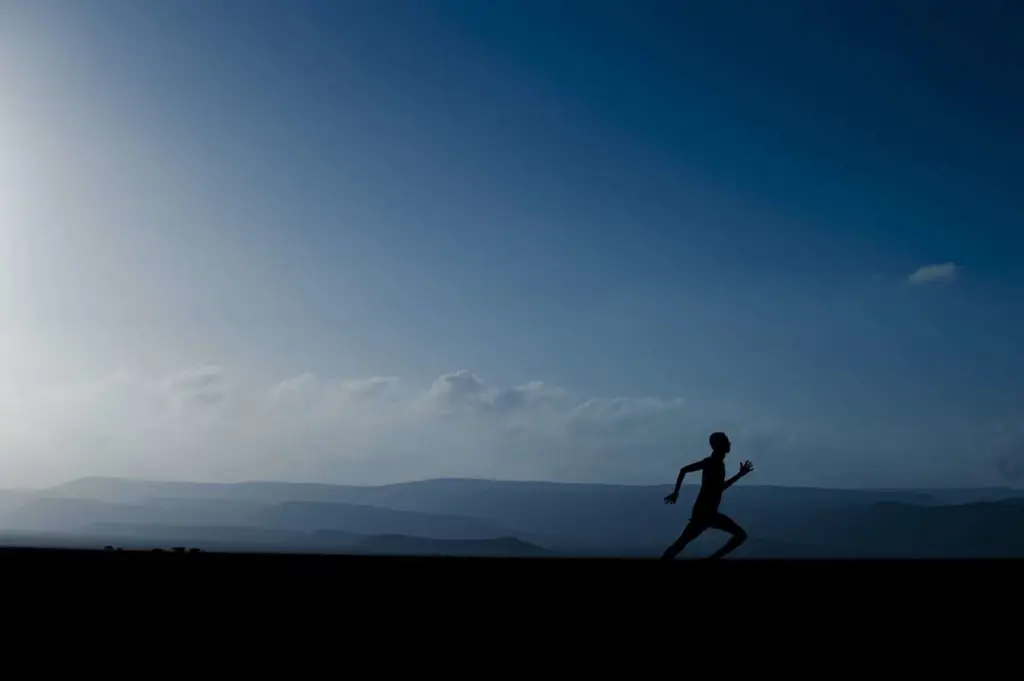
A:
[49,475,1024,494]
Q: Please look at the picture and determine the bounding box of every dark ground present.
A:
[3,545,1014,602]
[6,546,1006,651]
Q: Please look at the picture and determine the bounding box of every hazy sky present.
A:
[1,0,1022,488]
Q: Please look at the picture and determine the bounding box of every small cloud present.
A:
[268,373,318,406]
[424,370,489,413]
[908,262,961,285]
[160,365,228,406]
[340,376,401,401]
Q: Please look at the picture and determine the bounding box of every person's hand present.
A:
[739,460,754,476]
[664,491,678,504]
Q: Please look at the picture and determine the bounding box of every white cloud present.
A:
[908,262,961,285]
[161,365,230,406]
[0,366,989,489]
[0,366,742,487]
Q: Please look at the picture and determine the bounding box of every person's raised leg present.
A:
[660,519,707,560]
[705,513,748,560]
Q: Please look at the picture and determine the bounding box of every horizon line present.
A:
[27,475,1024,493]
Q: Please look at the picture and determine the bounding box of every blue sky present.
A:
[0,1,1021,487]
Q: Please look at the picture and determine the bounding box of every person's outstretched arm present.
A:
[664,459,707,503]
[723,460,754,491]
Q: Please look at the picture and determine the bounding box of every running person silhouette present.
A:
[660,432,754,560]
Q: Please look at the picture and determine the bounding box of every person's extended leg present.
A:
[705,513,748,560]
[660,519,708,560]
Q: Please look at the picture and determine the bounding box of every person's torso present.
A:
[694,456,725,511]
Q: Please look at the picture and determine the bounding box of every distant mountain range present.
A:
[0,477,1021,558]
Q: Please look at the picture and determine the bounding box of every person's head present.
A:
[709,431,731,457]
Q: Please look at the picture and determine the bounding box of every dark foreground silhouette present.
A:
[661,432,754,560]
[1,547,1003,634]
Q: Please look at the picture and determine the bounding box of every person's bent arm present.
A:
[722,473,743,491]
[671,459,706,495]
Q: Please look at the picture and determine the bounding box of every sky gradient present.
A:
[1,0,1022,488]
